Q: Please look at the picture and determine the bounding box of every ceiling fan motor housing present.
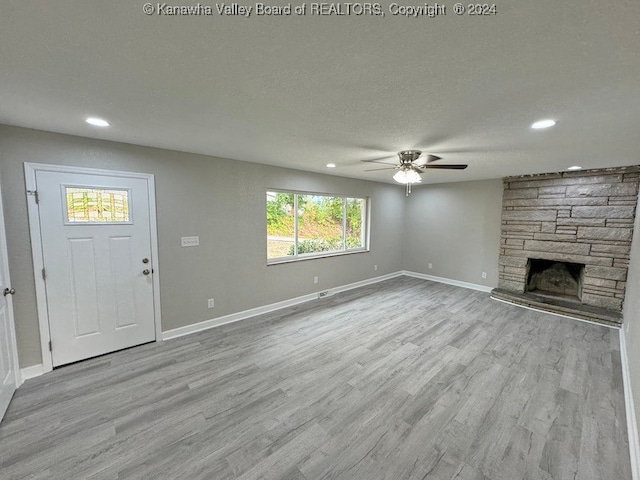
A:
[398,150,423,164]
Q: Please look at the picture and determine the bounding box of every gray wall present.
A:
[402,179,503,288]
[623,193,640,441]
[0,125,406,367]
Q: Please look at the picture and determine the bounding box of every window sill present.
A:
[267,248,369,266]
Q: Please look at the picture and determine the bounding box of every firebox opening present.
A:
[525,259,585,302]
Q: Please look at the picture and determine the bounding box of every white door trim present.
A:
[24,163,162,373]
[0,171,20,394]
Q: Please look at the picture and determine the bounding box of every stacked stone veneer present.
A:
[499,166,640,311]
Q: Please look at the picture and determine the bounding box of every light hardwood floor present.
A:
[0,277,632,479]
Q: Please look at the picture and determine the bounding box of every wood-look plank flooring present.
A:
[0,277,632,479]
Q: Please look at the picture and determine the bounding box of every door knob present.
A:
[142,258,149,264]
[143,269,150,275]
[3,287,15,296]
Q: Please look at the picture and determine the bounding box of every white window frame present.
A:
[267,190,370,265]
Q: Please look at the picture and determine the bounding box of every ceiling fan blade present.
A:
[364,166,399,171]
[412,166,425,174]
[421,154,442,163]
[361,160,397,166]
[361,156,395,165]
[423,164,468,170]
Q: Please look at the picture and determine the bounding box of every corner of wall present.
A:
[621,188,640,479]
[401,179,503,287]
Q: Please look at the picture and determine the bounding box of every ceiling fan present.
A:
[362,150,468,195]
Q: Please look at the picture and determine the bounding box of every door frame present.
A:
[25,163,162,374]
[0,171,20,394]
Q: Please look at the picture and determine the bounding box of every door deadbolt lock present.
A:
[3,287,15,296]
[142,258,149,264]
[142,269,151,276]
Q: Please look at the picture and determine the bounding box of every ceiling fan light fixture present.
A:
[393,170,408,184]
[393,168,422,184]
[406,169,422,183]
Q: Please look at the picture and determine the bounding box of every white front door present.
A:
[0,177,20,422]
[36,170,156,367]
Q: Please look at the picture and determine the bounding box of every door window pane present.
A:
[65,187,130,223]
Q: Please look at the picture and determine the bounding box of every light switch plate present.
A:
[181,236,199,247]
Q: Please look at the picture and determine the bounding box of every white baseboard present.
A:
[329,271,403,295]
[402,270,494,293]
[620,328,640,480]
[162,271,404,341]
[20,364,44,384]
[162,292,318,341]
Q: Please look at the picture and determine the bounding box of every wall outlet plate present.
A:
[428,263,433,269]
[181,236,199,247]
[314,276,318,284]
[482,272,487,279]
[207,298,214,309]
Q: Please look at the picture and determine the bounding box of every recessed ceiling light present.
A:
[86,117,110,127]
[326,163,336,168]
[567,166,582,171]
[531,119,556,129]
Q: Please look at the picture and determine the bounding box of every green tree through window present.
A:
[266,191,367,261]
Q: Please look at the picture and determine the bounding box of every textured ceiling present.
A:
[1,1,639,184]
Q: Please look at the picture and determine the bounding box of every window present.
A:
[267,191,368,262]
[65,187,130,223]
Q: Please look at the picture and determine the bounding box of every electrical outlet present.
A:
[181,236,200,247]
[374,264,378,271]
[482,272,487,279]
[314,276,318,284]
[428,263,433,269]
[207,298,214,309]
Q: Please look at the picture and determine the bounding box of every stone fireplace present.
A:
[492,166,640,325]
